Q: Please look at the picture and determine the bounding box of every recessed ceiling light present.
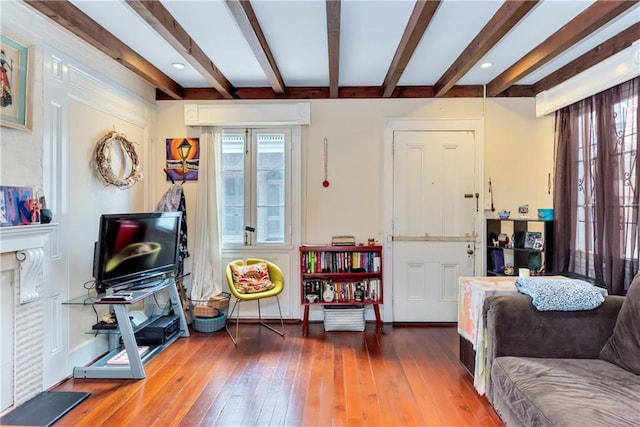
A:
[172,62,185,69]
[480,62,493,68]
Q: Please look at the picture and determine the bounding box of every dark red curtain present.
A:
[553,77,640,295]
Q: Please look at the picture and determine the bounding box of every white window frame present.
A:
[220,126,296,249]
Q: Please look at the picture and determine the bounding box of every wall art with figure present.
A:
[166,138,199,182]
[0,32,31,130]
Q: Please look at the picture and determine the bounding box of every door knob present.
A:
[466,244,474,256]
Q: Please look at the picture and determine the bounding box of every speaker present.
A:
[92,241,99,280]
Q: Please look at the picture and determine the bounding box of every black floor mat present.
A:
[1,391,90,426]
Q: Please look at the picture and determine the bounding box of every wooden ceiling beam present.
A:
[225,0,286,95]
[126,0,235,99]
[381,0,441,98]
[23,0,184,100]
[434,0,539,97]
[326,0,341,99]
[486,0,637,97]
[157,84,534,100]
[533,22,640,95]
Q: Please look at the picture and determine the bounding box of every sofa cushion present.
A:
[492,356,640,427]
[599,276,640,374]
[230,262,274,294]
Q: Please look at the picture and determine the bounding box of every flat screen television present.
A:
[93,211,182,295]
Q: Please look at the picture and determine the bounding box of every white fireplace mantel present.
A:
[0,224,57,253]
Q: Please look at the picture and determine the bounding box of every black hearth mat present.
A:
[1,391,91,426]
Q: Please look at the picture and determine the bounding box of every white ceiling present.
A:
[56,0,640,97]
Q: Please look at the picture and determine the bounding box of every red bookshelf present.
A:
[300,245,383,331]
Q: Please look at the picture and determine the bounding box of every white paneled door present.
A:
[392,129,478,322]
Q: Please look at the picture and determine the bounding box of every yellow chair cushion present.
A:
[230,262,275,294]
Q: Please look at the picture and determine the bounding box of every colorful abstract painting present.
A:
[0,186,33,226]
[166,138,199,182]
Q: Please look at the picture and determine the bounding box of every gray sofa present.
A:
[483,277,640,426]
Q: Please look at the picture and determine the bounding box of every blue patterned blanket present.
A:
[515,277,606,311]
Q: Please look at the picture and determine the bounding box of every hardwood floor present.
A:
[51,323,503,426]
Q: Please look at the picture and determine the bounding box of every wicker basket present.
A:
[193,312,227,333]
[192,303,218,318]
[190,292,230,333]
[208,293,230,311]
[190,292,230,318]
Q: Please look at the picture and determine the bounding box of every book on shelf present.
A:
[106,346,150,365]
[331,235,355,246]
[367,278,381,301]
[373,256,381,272]
[303,279,324,303]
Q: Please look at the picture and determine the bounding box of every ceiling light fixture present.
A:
[171,62,185,69]
[480,62,493,68]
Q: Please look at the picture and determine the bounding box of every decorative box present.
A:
[537,208,554,220]
[323,305,365,332]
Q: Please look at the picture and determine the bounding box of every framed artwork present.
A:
[166,138,199,182]
[0,186,34,226]
[1,32,31,131]
[518,204,529,217]
[524,231,542,249]
[532,238,544,251]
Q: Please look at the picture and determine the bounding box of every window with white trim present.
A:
[220,128,292,247]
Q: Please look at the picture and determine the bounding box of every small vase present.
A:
[40,209,53,224]
[528,252,541,273]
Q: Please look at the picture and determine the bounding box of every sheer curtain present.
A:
[190,128,223,300]
[554,77,640,295]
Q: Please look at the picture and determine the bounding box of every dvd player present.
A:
[134,315,180,346]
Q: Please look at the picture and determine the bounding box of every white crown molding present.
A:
[536,41,640,117]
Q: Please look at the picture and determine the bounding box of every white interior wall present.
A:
[485,98,555,215]
[156,97,554,250]
[67,100,148,351]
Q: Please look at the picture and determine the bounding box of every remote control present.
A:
[101,293,133,301]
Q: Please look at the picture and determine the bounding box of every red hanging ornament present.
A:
[322,137,330,187]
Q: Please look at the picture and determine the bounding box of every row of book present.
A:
[303,279,381,303]
[302,251,381,274]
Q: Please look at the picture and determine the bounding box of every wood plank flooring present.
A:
[50,323,503,426]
